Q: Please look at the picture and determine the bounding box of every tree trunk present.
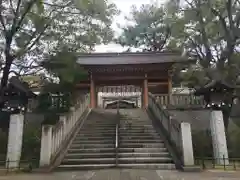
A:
[1,56,13,89]
[0,54,14,106]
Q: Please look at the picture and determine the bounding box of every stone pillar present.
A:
[40,125,53,167]
[168,71,173,104]
[98,92,103,108]
[180,122,194,166]
[6,114,24,168]
[90,74,96,108]
[59,116,66,137]
[210,111,229,165]
[143,73,148,108]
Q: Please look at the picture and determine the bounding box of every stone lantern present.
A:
[2,77,36,114]
[194,80,234,110]
[3,77,37,168]
[194,80,234,165]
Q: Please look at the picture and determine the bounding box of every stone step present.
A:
[120,119,149,121]
[77,132,116,135]
[76,133,115,137]
[84,121,115,123]
[62,158,115,165]
[118,152,170,158]
[68,148,115,153]
[119,139,163,143]
[58,164,115,170]
[79,129,115,132]
[119,132,159,137]
[80,129,115,132]
[83,124,116,126]
[118,129,157,133]
[119,135,159,139]
[119,124,152,127]
[65,152,170,159]
[77,132,115,136]
[119,129,157,132]
[75,136,115,140]
[120,117,149,119]
[120,119,150,121]
[82,125,115,128]
[119,122,151,124]
[72,140,115,144]
[118,148,168,153]
[120,120,150,122]
[119,143,165,148]
[65,153,115,159]
[83,123,116,126]
[58,109,176,170]
[118,157,172,164]
[70,144,115,149]
[84,123,116,125]
[120,124,153,127]
[119,136,159,142]
[117,163,176,170]
[119,129,155,132]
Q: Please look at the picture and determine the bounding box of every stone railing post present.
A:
[210,110,229,165]
[180,122,194,166]
[59,116,66,137]
[40,125,53,167]
[6,114,24,168]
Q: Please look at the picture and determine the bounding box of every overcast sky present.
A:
[95,0,165,52]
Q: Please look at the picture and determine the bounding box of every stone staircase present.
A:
[58,108,175,170]
[58,109,117,170]
[117,109,175,169]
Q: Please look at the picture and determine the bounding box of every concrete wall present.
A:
[168,110,239,131]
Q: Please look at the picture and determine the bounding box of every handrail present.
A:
[115,99,120,166]
[148,93,182,159]
[148,93,196,168]
[46,94,89,162]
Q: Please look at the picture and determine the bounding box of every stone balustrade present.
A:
[148,93,194,167]
[40,94,90,167]
[155,94,205,107]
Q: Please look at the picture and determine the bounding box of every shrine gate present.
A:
[76,51,190,108]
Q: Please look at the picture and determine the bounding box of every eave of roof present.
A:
[77,51,194,65]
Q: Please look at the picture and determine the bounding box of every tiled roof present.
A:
[77,51,193,65]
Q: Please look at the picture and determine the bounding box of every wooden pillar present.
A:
[90,74,96,108]
[143,73,148,108]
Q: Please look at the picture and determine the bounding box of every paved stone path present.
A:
[0,169,240,180]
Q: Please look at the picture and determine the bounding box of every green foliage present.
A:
[21,125,41,162]
[192,130,213,157]
[0,129,8,155]
[118,0,240,87]
[41,112,60,125]
[117,1,178,51]
[172,0,240,84]
[192,123,240,158]
[228,125,240,158]
[0,0,118,95]
[36,92,70,115]
[42,49,87,85]
[38,49,87,117]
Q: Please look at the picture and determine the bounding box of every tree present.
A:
[41,48,88,90]
[169,0,240,129]
[117,0,240,129]
[176,0,240,81]
[116,1,181,52]
[0,0,118,105]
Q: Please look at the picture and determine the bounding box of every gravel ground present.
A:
[0,169,240,180]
